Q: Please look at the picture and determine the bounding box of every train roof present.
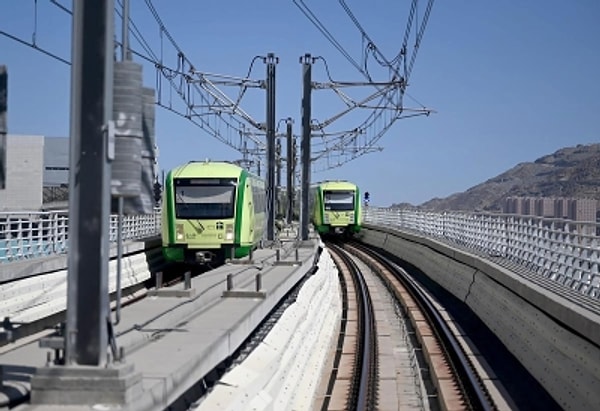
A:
[168,161,252,179]
[314,180,359,190]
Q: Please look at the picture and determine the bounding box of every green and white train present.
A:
[161,161,266,265]
[311,180,363,236]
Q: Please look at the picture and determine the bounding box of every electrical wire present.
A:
[49,0,70,14]
[0,29,70,65]
[338,0,402,80]
[5,0,437,172]
[408,0,435,79]
[292,0,366,78]
[5,0,266,161]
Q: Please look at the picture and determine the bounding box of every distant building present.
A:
[2,134,158,213]
[42,136,69,207]
[523,197,536,215]
[554,198,569,219]
[0,135,70,211]
[0,134,44,211]
[571,198,596,222]
[43,136,69,186]
[503,196,598,223]
[504,197,522,214]
[535,198,555,217]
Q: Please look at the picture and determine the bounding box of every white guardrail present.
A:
[364,207,600,299]
[2,207,599,299]
[0,209,161,265]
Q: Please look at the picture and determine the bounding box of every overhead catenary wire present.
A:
[26,0,267,164]
[408,0,435,79]
[292,0,367,79]
[338,0,403,81]
[291,0,435,169]
[49,0,70,14]
[0,29,70,65]
[294,1,409,130]
[4,0,436,173]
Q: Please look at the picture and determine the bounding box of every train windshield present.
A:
[324,190,355,211]
[174,178,237,219]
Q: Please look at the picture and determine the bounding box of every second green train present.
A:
[310,180,363,236]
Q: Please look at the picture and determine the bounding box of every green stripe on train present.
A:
[165,169,175,244]
[235,169,247,246]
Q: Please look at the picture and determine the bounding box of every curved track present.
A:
[323,240,499,410]
[322,242,378,411]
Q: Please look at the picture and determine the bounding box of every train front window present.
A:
[324,190,354,211]
[174,178,237,219]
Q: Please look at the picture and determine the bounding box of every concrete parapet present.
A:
[361,224,600,411]
[196,248,340,410]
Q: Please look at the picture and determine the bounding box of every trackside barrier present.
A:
[0,211,68,263]
[365,207,600,299]
[196,249,341,410]
[0,238,162,344]
[5,206,599,300]
[1,253,152,324]
[358,224,600,411]
[0,209,161,265]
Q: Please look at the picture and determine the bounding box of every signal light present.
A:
[153,180,162,206]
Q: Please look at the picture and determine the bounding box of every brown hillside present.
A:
[416,143,600,212]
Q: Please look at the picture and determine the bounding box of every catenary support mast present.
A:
[64,0,114,366]
[300,54,313,241]
[265,53,277,241]
[286,117,294,224]
[0,66,6,190]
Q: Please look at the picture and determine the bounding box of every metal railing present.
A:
[0,209,161,263]
[365,207,600,299]
[3,206,599,299]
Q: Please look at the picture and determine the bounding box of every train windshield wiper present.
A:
[176,192,187,205]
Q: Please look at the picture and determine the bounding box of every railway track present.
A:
[321,242,378,411]
[322,240,499,411]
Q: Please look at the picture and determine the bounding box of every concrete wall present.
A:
[0,134,44,211]
[0,237,162,342]
[359,224,600,411]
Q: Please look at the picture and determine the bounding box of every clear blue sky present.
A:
[1,0,599,207]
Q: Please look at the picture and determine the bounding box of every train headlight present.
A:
[176,224,185,240]
[225,224,234,240]
[349,212,355,220]
[324,214,329,223]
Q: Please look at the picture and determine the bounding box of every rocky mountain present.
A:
[407,143,600,212]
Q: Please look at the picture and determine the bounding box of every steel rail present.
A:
[349,241,495,411]
[328,243,378,411]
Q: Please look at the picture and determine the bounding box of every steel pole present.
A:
[65,0,114,366]
[265,53,277,241]
[276,138,281,218]
[121,0,130,61]
[0,66,6,190]
[300,54,312,240]
[286,118,293,224]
